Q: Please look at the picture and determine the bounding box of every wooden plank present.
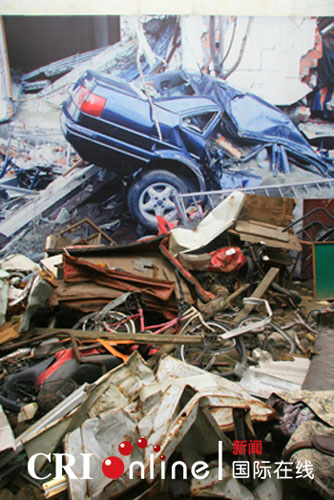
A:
[236,220,289,241]
[200,283,250,318]
[234,267,279,323]
[32,328,203,344]
[240,194,295,227]
[237,232,301,251]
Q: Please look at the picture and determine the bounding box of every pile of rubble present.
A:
[0,190,333,500]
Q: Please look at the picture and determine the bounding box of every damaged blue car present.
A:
[61,69,334,229]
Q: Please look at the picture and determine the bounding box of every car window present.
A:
[182,111,218,134]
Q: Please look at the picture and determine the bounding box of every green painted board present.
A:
[313,242,334,299]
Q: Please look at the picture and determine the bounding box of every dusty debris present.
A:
[17,403,38,423]
[240,356,311,399]
[0,191,331,500]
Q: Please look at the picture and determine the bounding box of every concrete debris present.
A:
[0,254,40,274]
[0,164,114,248]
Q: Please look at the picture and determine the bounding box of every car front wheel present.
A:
[127,169,190,230]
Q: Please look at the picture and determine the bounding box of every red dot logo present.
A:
[137,438,147,449]
[102,456,125,479]
[118,441,133,456]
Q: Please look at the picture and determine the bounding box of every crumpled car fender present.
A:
[153,149,207,191]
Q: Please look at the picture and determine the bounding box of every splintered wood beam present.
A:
[234,267,279,323]
[31,328,203,344]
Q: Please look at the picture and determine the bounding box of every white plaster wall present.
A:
[1,0,334,16]
[224,17,317,105]
[180,16,318,105]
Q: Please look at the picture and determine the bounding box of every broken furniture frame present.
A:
[45,217,115,252]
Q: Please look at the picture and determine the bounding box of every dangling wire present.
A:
[135,18,163,141]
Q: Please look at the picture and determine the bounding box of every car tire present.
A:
[127,169,190,230]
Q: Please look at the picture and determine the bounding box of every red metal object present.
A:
[157,215,177,234]
[209,247,247,273]
[63,253,175,301]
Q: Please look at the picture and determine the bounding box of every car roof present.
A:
[154,95,219,115]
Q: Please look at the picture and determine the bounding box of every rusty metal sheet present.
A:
[63,253,175,301]
[17,352,275,499]
[64,352,275,499]
[68,252,194,305]
[62,235,207,303]
[87,353,155,418]
[65,387,229,498]
[51,280,121,303]
[65,409,142,500]
[191,463,255,499]
[154,356,275,425]
[52,283,180,313]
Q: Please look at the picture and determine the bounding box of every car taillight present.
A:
[81,92,106,117]
[72,85,106,117]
